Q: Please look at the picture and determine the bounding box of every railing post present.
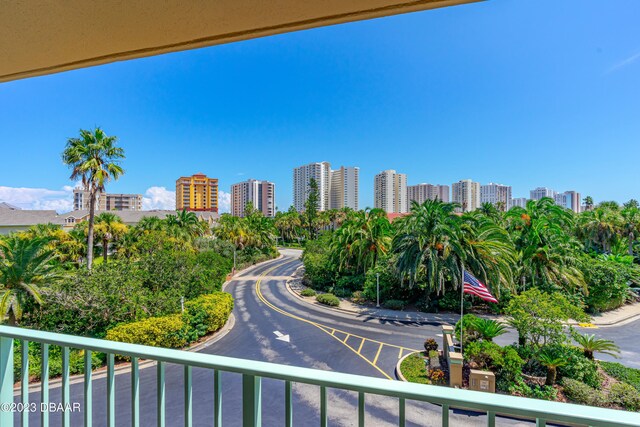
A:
[242,374,261,427]
[0,336,14,427]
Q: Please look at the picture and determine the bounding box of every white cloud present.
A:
[606,51,640,74]
[0,186,74,213]
[219,191,231,213]
[142,186,175,210]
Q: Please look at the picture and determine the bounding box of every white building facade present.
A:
[407,183,450,205]
[293,162,331,212]
[554,190,581,213]
[330,166,359,210]
[510,197,528,209]
[73,188,142,211]
[480,183,512,210]
[530,187,557,200]
[374,170,408,213]
[231,179,276,217]
[452,179,481,212]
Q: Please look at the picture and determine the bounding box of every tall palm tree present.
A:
[94,212,128,263]
[62,128,125,270]
[620,207,640,256]
[470,318,508,342]
[577,206,621,253]
[0,236,60,325]
[537,348,567,386]
[573,333,620,360]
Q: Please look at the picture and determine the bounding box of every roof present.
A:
[0,0,479,83]
[0,202,21,210]
[0,210,64,227]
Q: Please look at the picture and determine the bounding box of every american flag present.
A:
[463,270,498,303]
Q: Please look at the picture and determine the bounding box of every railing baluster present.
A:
[242,374,262,427]
[536,419,546,427]
[358,392,365,427]
[61,346,70,427]
[184,366,192,427]
[0,336,14,427]
[487,411,495,427]
[320,386,327,427]
[157,362,165,427]
[84,350,92,427]
[107,353,115,427]
[441,403,449,427]
[398,397,405,427]
[285,380,292,427]
[41,343,49,427]
[214,370,222,427]
[21,340,29,427]
[131,357,139,427]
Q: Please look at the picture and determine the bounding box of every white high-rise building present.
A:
[480,183,512,210]
[530,187,557,200]
[510,197,528,209]
[231,179,276,217]
[374,170,408,213]
[554,190,581,213]
[330,166,359,210]
[73,188,142,211]
[407,184,449,205]
[452,179,481,212]
[293,162,331,212]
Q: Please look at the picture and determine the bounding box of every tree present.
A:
[470,318,508,342]
[62,128,125,270]
[505,288,588,347]
[305,178,320,238]
[0,235,60,324]
[621,206,640,256]
[583,196,594,211]
[537,348,567,385]
[577,206,621,253]
[572,333,620,360]
[93,213,128,263]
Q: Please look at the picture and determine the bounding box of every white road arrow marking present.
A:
[273,331,291,343]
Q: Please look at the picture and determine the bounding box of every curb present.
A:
[395,351,422,382]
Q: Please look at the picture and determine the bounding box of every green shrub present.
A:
[182,292,234,341]
[601,361,640,392]
[548,344,602,388]
[428,368,446,385]
[106,314,189,349]
[561,378,606,407]
[363,260,413,302]
[580,257,633,312]
[454,314,481,344]
[400,352,429,384]
[351,290,366,304]
[334,274,364,297]
[428,350,439,359]
[316,293,340,307]
[423,338,438,352]
[465,341,524,391]
[383,299,406,310]
[508,377,558,401]
[608,382,640,411]
[300,288,317,297]
[438,292,471,311]
[302,233,336,291]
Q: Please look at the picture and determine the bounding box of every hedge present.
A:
[316,293,340,307]
[106,314,189,349]
[106,292,234,349]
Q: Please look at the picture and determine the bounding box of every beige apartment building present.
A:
[73,188,143,211]
[374,169,408,213]
[176,173,219,212]
[330,166,359,210]
[231,179,276,217]
[452,179,481,212]
[407,183,450,205]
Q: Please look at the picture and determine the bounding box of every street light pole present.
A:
[233,248,237,273]
[376,273,380,308]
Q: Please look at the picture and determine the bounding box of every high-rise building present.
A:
[176,173,219,212]
[510,197,528,209]
[330,166,359,210]
[73,188,143,211]
[554,191,581,213]
[480,183,512,211]
[374,170,408,213]
[407,183,449,205]
[530,187,557,200]
[293,162,331,212]
[452,179,481,212]
[231,179,276,217]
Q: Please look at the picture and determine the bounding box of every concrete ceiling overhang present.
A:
[0,0,479,83]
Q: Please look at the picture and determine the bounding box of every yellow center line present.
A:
[254,262,411,380]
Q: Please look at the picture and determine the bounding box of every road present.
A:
[16,249,637,426]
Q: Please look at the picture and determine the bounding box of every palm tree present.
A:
[62,128,125,270]
[0,236,60,325]
[577,206,621,253]
[621,207,640,256]
[537,348,568,386]
[470,318,508,342]
[573,333,620,360]
[94,212,128,262]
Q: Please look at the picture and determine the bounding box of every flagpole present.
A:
[460,263,464,356]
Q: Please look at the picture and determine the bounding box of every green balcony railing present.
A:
[0,325,638,427]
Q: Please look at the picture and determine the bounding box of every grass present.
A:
[400,352,430,385]
[600,361,640,392]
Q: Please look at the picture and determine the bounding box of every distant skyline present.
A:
[1,0,639,212]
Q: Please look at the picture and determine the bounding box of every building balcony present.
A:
[0,326,636,427]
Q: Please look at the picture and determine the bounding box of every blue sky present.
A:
[1,0,639,212]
